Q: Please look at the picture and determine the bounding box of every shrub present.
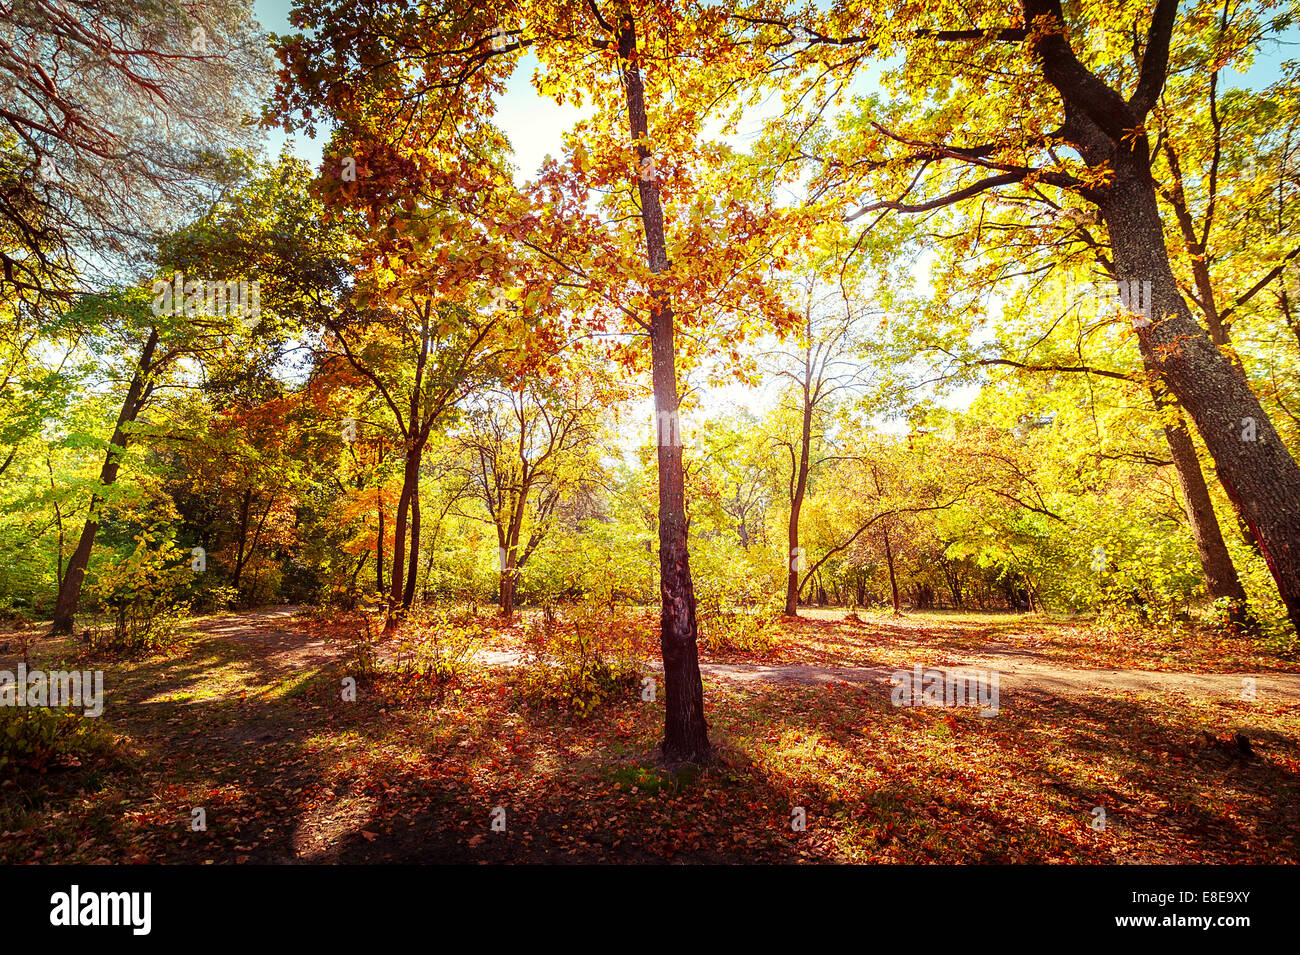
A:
[0,595,31,627]
[0,707,113,776]
[189,581,238,615]
[698,602,777,654]
[521,597,648,719]
[695,569,779,654]
[82,531,191,655]
[389,605,479,698]
[334,610,383,684]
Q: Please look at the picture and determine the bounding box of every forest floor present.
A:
[1,605,1297,864]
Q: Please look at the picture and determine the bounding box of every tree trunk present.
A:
[402,455,422,610]
[50,328,159,634]
[1103,172,1300,631]
[499,554,515,618]
[231,486,253,595]
[498,483,530,619]
[619,15,711,764]
[1152,388,1252,625]
[388,470,412,620]
[784,383,813,616]
[376,489,385,595]
[883,524,901,615]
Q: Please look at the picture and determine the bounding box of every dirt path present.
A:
[200,607,1300,703]
[690,656,1300,701]
[190,604,334,671]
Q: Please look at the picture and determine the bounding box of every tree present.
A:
[936,272,1254,624]
[699,412,774,552]
[318,292,516,622]
[0,0,267,298]
[273,0,802,762]
[166,392,310,606]
[793,433,971,610]
[457,364,613,617]
[743,0,1300,630]
[764,271,876,615]
[49,157,302,632]
[48,290,181,632]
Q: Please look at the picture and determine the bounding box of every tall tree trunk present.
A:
[388,472,412,622]
[402,453,422,610]
[376,490,385,595]
[1161,142,1270,561]
[883,524,900,615]
[619,15,711,763]
[1151,388,1252,625]
[498,485,529,619]
[395,336,428,616]
[1103,174,1300,631]
[499,548,516,618]
[784,383,813,616]
[50,328,159,634]
[231,487,253,596]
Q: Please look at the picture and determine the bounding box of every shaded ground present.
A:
[1,606,1297,864]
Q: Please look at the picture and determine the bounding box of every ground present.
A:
[1,606,1297,864]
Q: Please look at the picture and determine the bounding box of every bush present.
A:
[82,531,191,655]
[698,602,777,654]
[1231,549,1300,658]
[189,580,238,615]
[389,605,479,698]
[694,561,779,654]
[521,597,648,719]
[0,707,113,776]
[0,595,31,627]
[335,610,383,684]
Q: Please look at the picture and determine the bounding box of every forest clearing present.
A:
[3,605,1297,865]
[2,0,1299,910]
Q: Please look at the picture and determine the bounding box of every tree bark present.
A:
[376,488,385,595]
[784,379,813,616]
[1151,388,1252,625]
[498,480,525,618]
[619,15,711,764]
[499,553,516,618]
[50,328,159,634]
[388,466,413,621]
[883,523,901,615]
[402,477,421,610]
[1024,0,1300,632]
[231,487,253,595]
